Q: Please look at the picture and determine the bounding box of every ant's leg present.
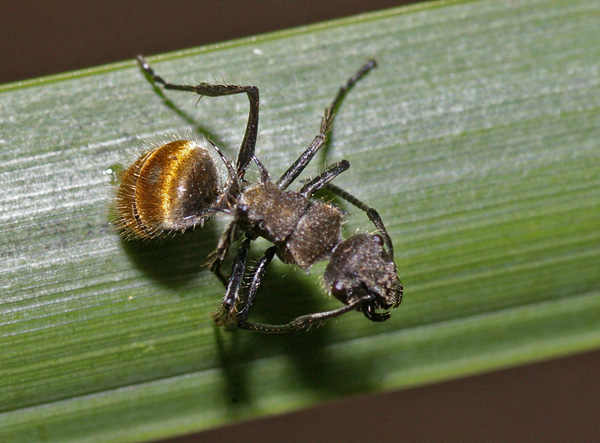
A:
[277,60,376,190]
[323,183,394,259]
[299,160,349,198]
[137,55,259,178]
[236,246,277,325]
[238,298,368,334]
[209,218,242,286]
[214,238,251,330]
[252,155,271,183]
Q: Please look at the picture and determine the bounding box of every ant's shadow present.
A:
[121,223,220,289]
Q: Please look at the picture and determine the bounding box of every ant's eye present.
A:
[115,140,220,239]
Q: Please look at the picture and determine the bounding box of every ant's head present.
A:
[324,233,403,322]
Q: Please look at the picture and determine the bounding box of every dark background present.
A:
[2,0,416,84]
[2,1,598,441]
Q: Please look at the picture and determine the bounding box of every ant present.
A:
[115,55,403,333]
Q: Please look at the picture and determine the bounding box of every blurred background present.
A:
[2,1,598,441]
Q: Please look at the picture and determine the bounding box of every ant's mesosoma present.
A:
[116,56,402,333]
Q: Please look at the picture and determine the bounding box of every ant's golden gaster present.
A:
[115,140,220,239]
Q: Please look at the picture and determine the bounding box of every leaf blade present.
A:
[1,0,600,441]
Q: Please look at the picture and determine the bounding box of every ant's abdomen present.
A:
[116,140,220,239]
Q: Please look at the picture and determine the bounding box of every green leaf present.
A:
[1,0,599,441]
